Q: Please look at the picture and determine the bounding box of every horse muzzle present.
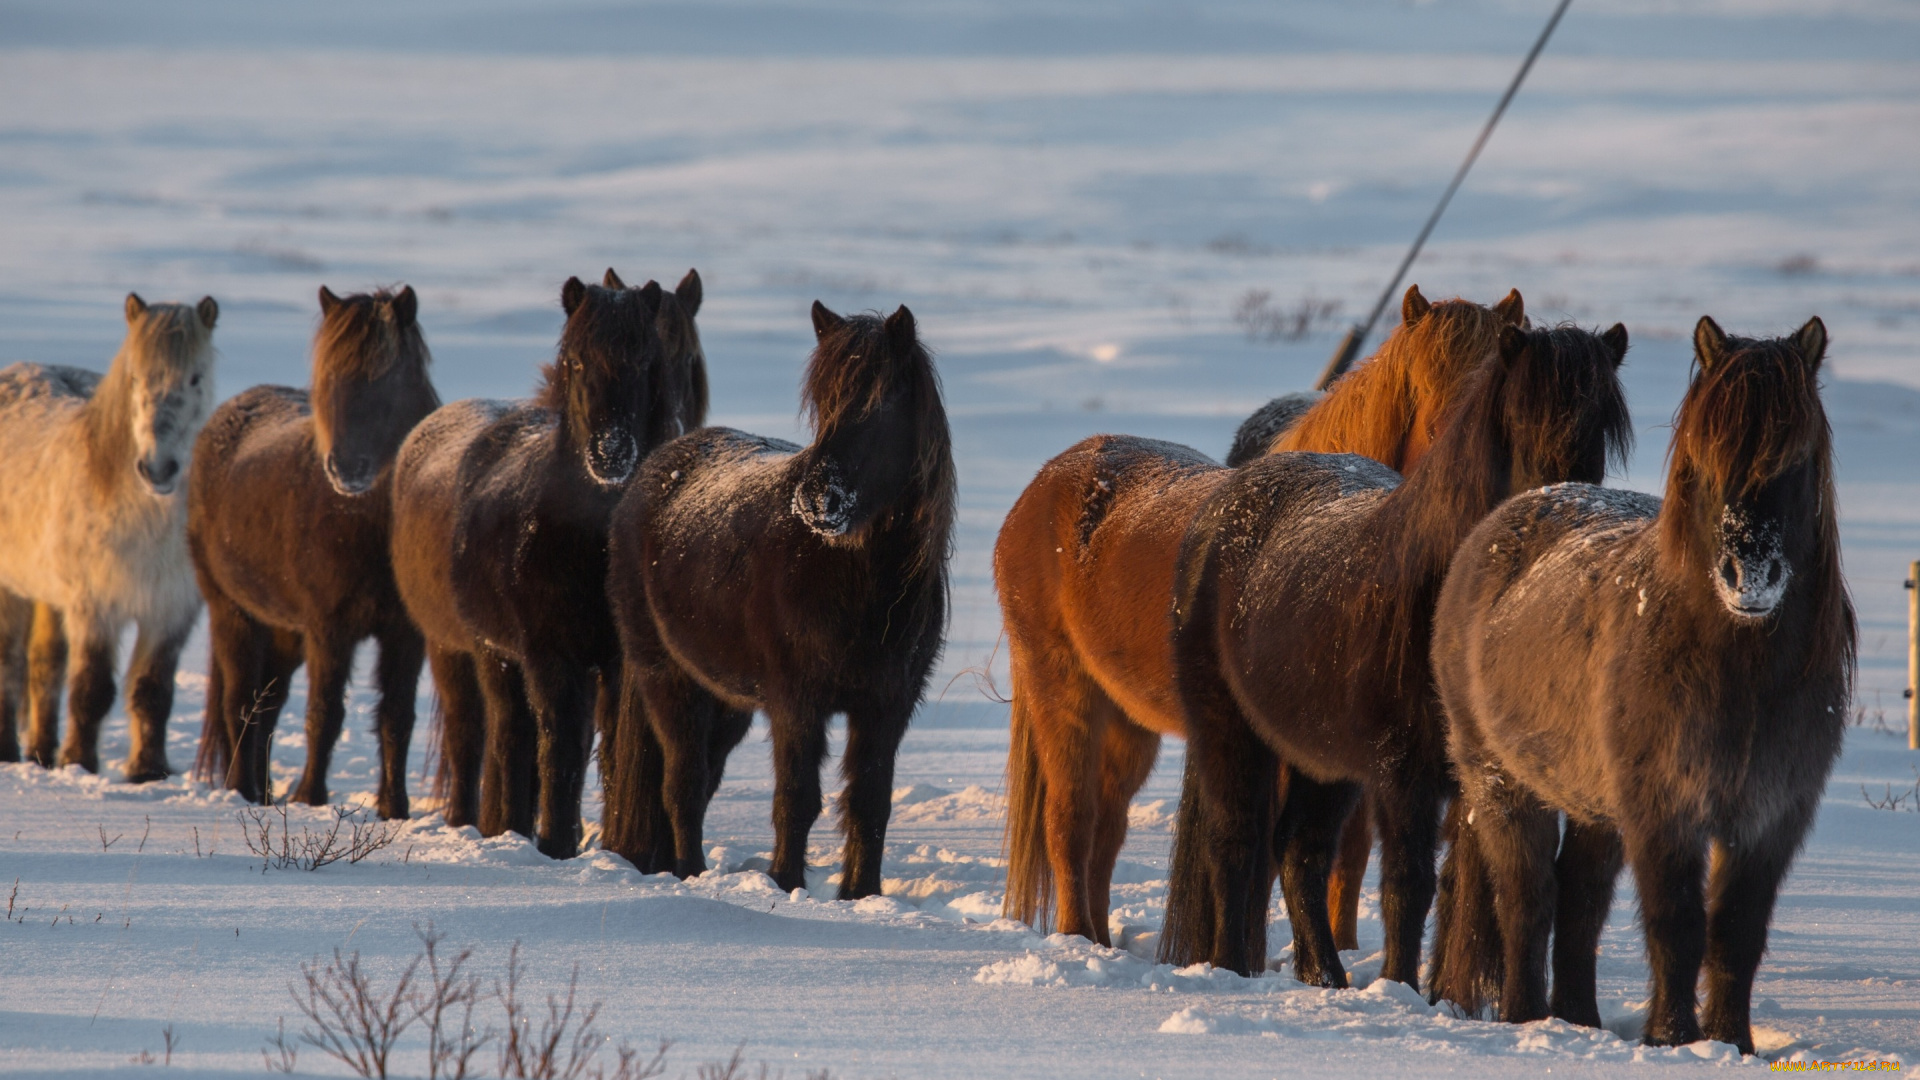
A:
[1713,549,1791,619]
[136,456,180,495]
[586,430,638,487]
[323,453,378,497]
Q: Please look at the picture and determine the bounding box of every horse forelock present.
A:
[1273,297,1504,469]
[121,302,213,377]
[802,313,956,580]
[313,289,429,385]
[536,283,659,418]
[1504,325,1635,482]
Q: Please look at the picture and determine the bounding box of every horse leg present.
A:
[123,615,193,782]
[1626,823,1708,1047]
[370,624,425,820]
[1327,801,1372,952]
[1429,799,1502,1015]
[839,702,913,900]
[248,633,303,801]
[703,702,754,801]
[1699,819,1803,1055]
[474,653,536,839]
[428,647,484,829]
[767,704,830,894]
[291,632,355,807]
[641,666,718,879]
[523,658,594,860]
[1370,766,1445,988]
[0,591,30,762]
[1087,718,1160,947]
[1274,770,1359,988]
[1551,818,1624,1028]
[57,619,117,775]
[1471,794,1558,1023]
[1187,716,1278,976]
[25,602,66,768]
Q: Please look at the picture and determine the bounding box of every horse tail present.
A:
[1000,682,1053,932]
[192,659,229,786]
[1429,799,1502,1015]
[1157,750,1220,966]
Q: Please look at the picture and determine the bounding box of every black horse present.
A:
[391,270,704,858]
[1159,322,1631,986]
[1429,317,1851,1054]
[604,302,955,898]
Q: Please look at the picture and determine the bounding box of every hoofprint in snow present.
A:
[4,1,1920,1076]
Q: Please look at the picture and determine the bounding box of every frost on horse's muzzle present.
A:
[587,429,638,487]
[1712,509,1790,619]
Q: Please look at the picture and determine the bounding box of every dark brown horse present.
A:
[1159,322,1631,988]
[1428,317,1849,1054]
[603,302,954,898]
[391,270,704,858]
[189,286,439,818]
[995,287,1524,946]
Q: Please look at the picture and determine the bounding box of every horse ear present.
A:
[1795,316,1827,371]
[1494,288,1525,327]
[1402,285,1430,326]
[638,279,663,318]
[676,268,702,316]
[125,293,147,323]
[884,305,917,357]
[1497,324,1530,367]
[318,286,341,316]
[392,285,418,327]
[1694,315,1727,371]
[562,276,587,317]
[196,296,219,329]
[603,268,625,290]
[811,300,845,340]
[1601,323,1629,368]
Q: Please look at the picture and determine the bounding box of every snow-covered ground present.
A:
[2,1,1919,1075]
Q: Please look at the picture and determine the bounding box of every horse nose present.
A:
[589,430,638,485]
[138,457,179,490]
[324,453,376,495]
[1717,552,1741,592]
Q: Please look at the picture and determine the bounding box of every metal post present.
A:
[1908,561,1919,749]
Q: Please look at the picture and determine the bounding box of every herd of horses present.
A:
[0,276,1848,1057]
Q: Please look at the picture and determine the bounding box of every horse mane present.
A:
[803,312,956,580]
[313,287,429,384]
[1272,297,1510,468]
[1661,330,1852,676]
[83,302,212,494]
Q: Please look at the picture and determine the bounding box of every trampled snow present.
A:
[1,1,1918,1076]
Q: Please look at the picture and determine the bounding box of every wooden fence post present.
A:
[1908,561,1919,750]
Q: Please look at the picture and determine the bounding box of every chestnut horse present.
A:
[1428,318,1849,1054]
[392,270,703,858]
[603,303,953,898]
[1158,322,1630,987]
[189,286,439,819]
[996,286,1524,946]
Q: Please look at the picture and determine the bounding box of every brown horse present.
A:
[1158,322,1631,988]
[189,286,439,819]
[996,286,1524,945]
[1428,318,1850,1054]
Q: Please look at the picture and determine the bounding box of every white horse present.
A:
[0,293,218,780]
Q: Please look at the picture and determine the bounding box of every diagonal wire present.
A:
[1315,0,1576,390]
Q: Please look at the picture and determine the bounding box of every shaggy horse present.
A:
[1428,318,1849,1054]
[0,294,218,779]
[392,270,704,858]
[189,286,439,818]
[1159,322,1631,987]
[603,302,954,898]
[995,286,1523,946]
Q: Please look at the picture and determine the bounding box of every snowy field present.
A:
[3,1,1920,1075]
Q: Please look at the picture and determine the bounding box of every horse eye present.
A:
[190,374,201,387]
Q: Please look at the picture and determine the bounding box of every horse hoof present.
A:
[124,761,171,784]
[58,749,99,774]
[537,836,579,861]
[376,796,409,821]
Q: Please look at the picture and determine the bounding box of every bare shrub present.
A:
[498,945,604,1080]
[416,925,490,1080]
[1863,767,1920,812]
[1232,289,1343,343]
[239,803,398,873]
[262,1017,299,1074]
[291,948,422,1078]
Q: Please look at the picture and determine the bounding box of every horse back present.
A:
[1432,483,1661,824]
[1178,451,1403,779]
[390,398,512,649]
[995,434,1225,737]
